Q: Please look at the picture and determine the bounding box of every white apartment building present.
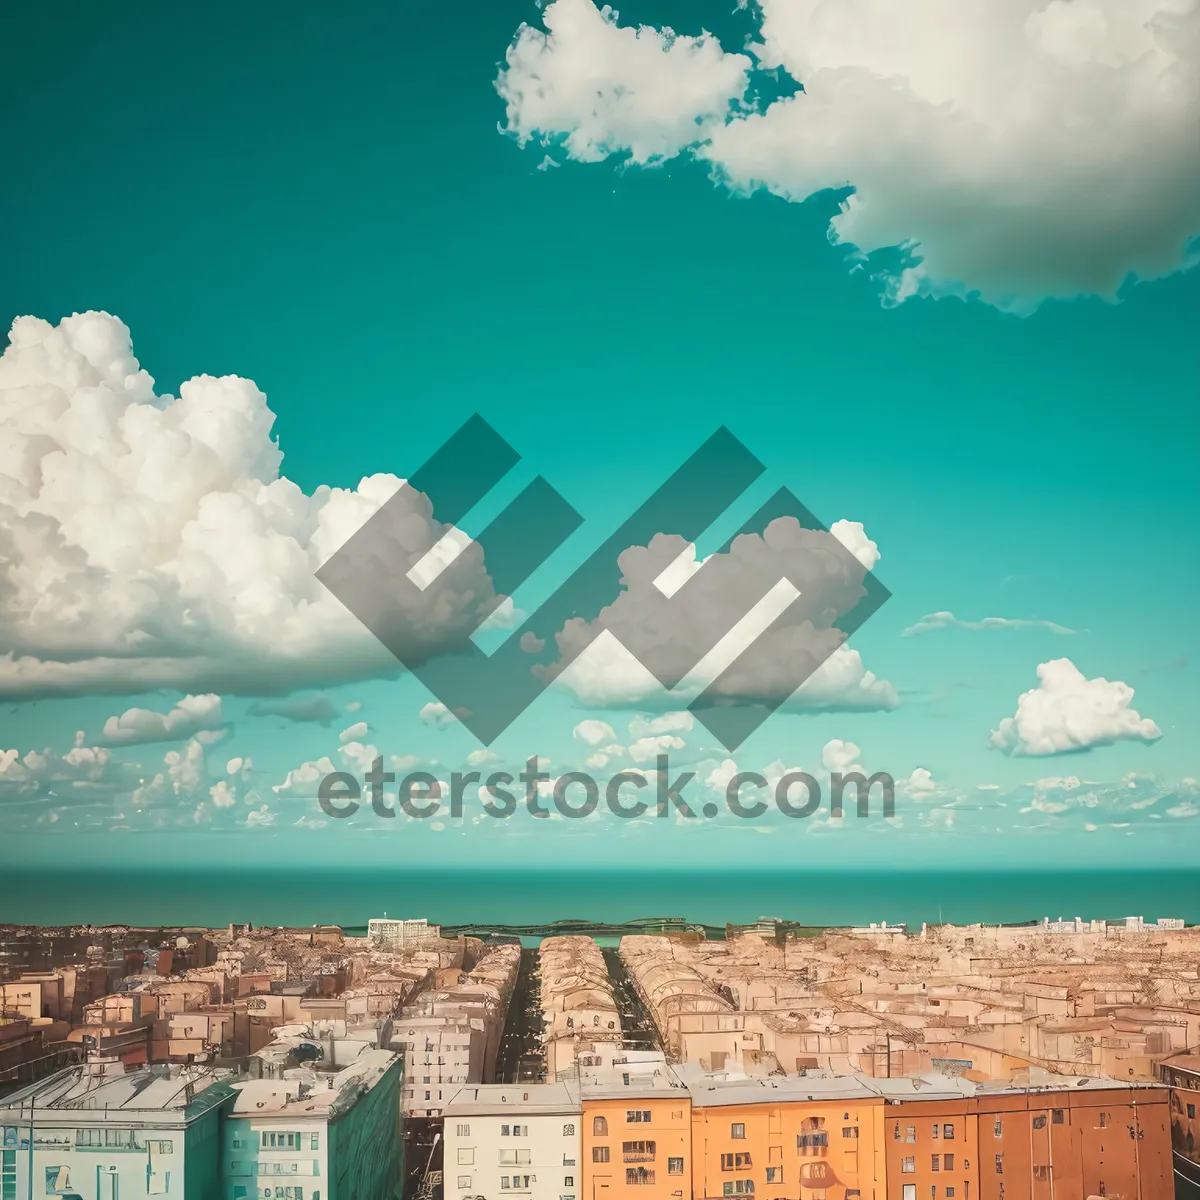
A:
[394,1017,485,1117]
[443,1083,581,1200]
[367,919,442,949]
[0,1061,234,1200]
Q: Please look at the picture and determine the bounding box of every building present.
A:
[682,1068,887,1200]
[0,1060,235,1199]
[443,1082,582,1200]
[223,1046,403,1200]
[1158,1050,1200,1186]
[368,919,443,949]
[580,1054,693,1200]
[395,944,521,1118]
[540,938,622,1080]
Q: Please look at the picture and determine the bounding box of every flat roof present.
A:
[444,1082,580,1115]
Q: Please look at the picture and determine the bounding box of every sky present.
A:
[1,0,1198,875]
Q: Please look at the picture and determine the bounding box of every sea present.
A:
[2,866,1199,932]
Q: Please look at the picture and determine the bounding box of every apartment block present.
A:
[580,1057,693,1200]
[541,938,623,1080]
[222,1048,403,1200]
[0,1061,235,1198]
[444,1082,582,1200]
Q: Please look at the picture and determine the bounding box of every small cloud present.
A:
[248,695,339,726]
[902,611,1076,637]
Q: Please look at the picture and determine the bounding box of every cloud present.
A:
[273,756,338,799]
[902,611,1077,637]
[573,719,616,746]
[498,0,1200,310]
[101,694,225,746]
[339,721,369,744]
[497,0,753,165]
[247,695,340,726]
[0,313,505,701]
[628,711,694,739]
[544,517,896,713]
[420,701,460,728]
[821,738,863,775]
[990,658,1163,756]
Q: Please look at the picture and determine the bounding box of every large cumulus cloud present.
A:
[990,658,1163,756]
[0,312,502,699]
[497,0,1200,310]
[543,516,897,712]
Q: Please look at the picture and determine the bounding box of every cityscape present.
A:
[3,0,1198,1199]
[4,912,1200,1198]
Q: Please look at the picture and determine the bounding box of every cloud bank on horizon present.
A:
[496,0,1200,311]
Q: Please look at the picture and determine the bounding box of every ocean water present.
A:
[1,866,1198,931]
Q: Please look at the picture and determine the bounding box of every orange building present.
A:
[581,1059,693,1200]
[684,1072,888,1200]
[1159,1051,1200,1188]
[878,1079,978,1200]
[973,1082,1171,1200]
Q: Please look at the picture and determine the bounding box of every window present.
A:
[901,1158,915,1174]
[796,1131,828,1151]
[1033,1166,1050,1182]
[2,1152,16,1200]
[500,1150,531,1166]
[932,1156,940,1172]
[425,1091,431,1101]
[565,1178,574,1187]
[564,1124,575,1136]
[626,1169,655,1186]
[668,1159,684,1176]
[514,1126,528,1137]
[501,1178,510,1190]
[262,1132,302,1149]
[457,1125,470,1137]
[627,1111,652,1125]
[993,1119,1002,1138]
[932,1125,939,1139]
[942,1125,954,1140]
[594,1117,609,1136]
[310,1133,319,1151]
[76,1129,102,1146]
[1051,1109,1064,1125]
[946,1191,954,1198]
[906,1127,917,1143]
[1031,1116,1046,1130]
[458,1178,472,1189]
[1189,1105,1197,1120]
[564,1158,576,1167]
[731,1123,746,1140]
[903,1188,916,1200]
[944,1155,954,1171]
[765,1168,781,1183]
[1099,1113,1108,1129]
[722,1181,753,1195]
[720,1153,752,1170]
[458,1149,474,1166]
[994,1154,1003,1175]
[623,1142,656,1160]
[593,1148,610,1164]
[842,1127,858,1139]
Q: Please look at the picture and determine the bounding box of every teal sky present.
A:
[1,0,1197,876]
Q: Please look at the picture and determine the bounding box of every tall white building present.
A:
[0,1061,234,1199]
[443,1083,581,1200]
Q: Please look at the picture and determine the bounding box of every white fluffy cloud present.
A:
[990,658,1163,756]
[573,719,616,746]
[498,0,1200,310]
[0,313,504,700]
[497,0,753,165]
[102,694,224,746]
[544,517,895,713]
[339,721,369,744]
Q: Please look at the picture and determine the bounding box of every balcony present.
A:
[623,1153,656,1164]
